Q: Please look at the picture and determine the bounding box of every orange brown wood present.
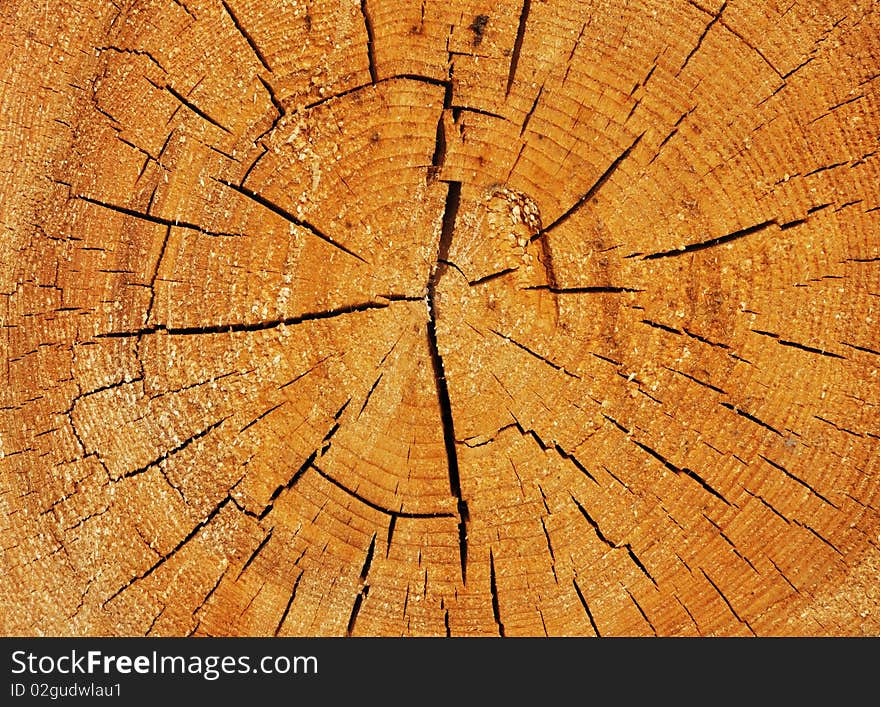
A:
[1,0,878,636]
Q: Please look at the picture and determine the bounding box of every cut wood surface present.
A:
[1,0,878,636]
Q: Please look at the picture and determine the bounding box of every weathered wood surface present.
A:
[1,0,878,636]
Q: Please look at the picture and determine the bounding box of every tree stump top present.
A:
[1,0,878,636]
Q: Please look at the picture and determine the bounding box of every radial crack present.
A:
[489,550,505,636]
[216,179,368,263]
[643,219,777,260]
[491,328,580,379]
[679,1,728,76]
[103,497,232,607]
[759,454,840,509]
[165,85,232,134]
[274,572,303,636]
[74,195,248,238]
[221,0,272,73]
[97,300,394,339]
[506,0,531,96]
[361,0,378,83]
[122,416,229,480]
[346,537,376,637]
[525,284,642,294]
[237,528,274,579]
[426,181,470,584]
[572,496,657,586]
[535,132,644,239]
[700,568,755,635]
[751,329,846,360]
[603,414,731,506]
[573,579,601,636]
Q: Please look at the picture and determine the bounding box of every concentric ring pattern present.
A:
[1,0,878,635]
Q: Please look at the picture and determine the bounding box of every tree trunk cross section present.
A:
[1,0,878,636]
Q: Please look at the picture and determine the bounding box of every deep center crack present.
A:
[425,180,470,584]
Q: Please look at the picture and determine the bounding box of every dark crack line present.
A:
[358,374,383,419]
[427,181,470,584]
[751,329,846,360]
[257,452,319,520]
[572,496,658,587]
[237,528,273,579]
[459,423,518,448]
[513,420,598,484]
[346,537,377,637]
[385,516,397,558]
[719,401,783,437]
[489,550,506,636]
[768,557,800,595]
[572,579,601,636]
[814,414,864,439]
[676,594,702,635]
[312,464,455,519]
[94,45,167,74]
[103,497,231,607]
[360,533,377,581]
[216,179,368,263]
[798,520,844,557]
[278,353,339,390]
[256,364,444,521]
[95,300,394,339]
[744,487,791,525]
[679,0,727,76]
[719,19,783,79]
[302,73,448,111]
[643,219,777,260]
[491,329,580,379]
[74,195,247,238]
[452,105,508,122]
[144,225,171,326]
[429,108,447,183]
[469,267,518,286]
[703,513,758,573]
[534,132,644,240]
[520,84,543,136]
[700,568,756,635]
[274,572,303,637]
[190,567,227,629]
[346,585,368,637]
[122,416,229,480]
[147,370,244,402]
[667,366,726,395]
[648,107,696,165]
[506,0,531,96]
[253,75,286,145]
[683,327,730,349]
[221,0,273,73]
[624,587,657,635]
[171,0,196,20]
[71,376,143,403]
[361,0,378,83]
[239,402,285,433]
[603,414,731,506]
[759,454,839,509]
[524,284,643,294]
[144,605,166,636]
[240,145,268,184]
[165,85,232,134]
[540,518,558,583]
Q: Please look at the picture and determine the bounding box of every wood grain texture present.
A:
[1,0,878,636]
